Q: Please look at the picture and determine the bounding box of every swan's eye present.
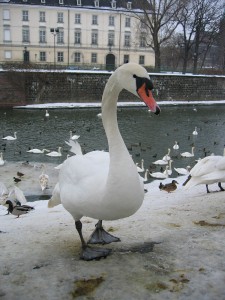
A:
[134,75,154,97]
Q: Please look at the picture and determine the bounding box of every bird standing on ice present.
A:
[51,63,161,261]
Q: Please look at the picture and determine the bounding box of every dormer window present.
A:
[94,0,99,7]
[127,2,132,10]
[111,1,116,9]
[59,0,64,4]
[77,0,81,5]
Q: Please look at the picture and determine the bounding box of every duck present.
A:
[27,148,50,154]
[5,200,30,218]
[45,110,49,117]
[2,132,17,140]
[173,141,179,150]
[52,63,160,261]
[46,147,62,157]
[159,180,178,193]
[17,171,24,178]
[13,177,21,184]
[183,155,225,193]
[181,146,195,158]
[192,127,198,135]
[0,152,5,166]
[69,131,80,140]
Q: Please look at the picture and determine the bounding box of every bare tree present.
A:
[177,0,224,74]
[132,0,184,71]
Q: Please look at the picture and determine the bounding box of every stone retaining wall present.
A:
[0,70,225,107]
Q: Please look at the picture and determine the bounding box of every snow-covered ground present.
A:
[0,161,225,299]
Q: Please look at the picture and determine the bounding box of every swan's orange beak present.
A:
[137,83,160,115]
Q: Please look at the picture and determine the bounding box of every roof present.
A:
[5,0,143,11]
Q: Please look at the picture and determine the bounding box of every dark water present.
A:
[0,105,225,178]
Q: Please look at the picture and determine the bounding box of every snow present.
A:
[0,161,225,299]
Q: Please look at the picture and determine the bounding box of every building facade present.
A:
[0,0,155,69]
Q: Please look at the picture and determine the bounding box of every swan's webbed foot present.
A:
[87,220,121,245]
[80,245,111,261]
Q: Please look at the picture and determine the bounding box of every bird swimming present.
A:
[2,132,17,141]
[51,63,160,261]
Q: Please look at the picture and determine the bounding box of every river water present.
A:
[0,104,225,179]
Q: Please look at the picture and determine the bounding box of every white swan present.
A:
[46,147,62,157]
[173,141,179,150]
[65,140,83,155]
[0,152,5,166]
[70,131,80,140]
[27,148,50,154]
[54,63,160,260]
[174,165,191,176]
[162,148,171,161]
[149,166,169,179]
[167,160,173,176]
[45,110,49,117]
[183,155,225,193]
[136,159,144,172]
[192,127,198,135]
[152,159,168,165]
[2,132,17,140]
[181,146,195,158]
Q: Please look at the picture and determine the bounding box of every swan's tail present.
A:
[48,183,61,208]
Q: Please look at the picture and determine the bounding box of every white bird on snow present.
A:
[48,62,160,261]
[2,132,17,141]
[46,147,62,157]
[183,155,225,193]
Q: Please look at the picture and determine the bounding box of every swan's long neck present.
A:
[101,72,144,219]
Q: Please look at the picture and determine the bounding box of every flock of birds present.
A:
[1,63,225,261]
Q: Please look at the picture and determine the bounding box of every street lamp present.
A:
[50,27,59,69]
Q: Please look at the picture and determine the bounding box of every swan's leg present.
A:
[75,220,111,261]
[218,182,225,191]
[206,184,210,193]
[87,220,121,245]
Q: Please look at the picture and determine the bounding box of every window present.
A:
[22,10,29,21]
[57,30,64,44]
[75,13,81,24]
[41,0,46,3]
[39,28,46,43]
[3,9,10,20]
[140,36,146,47]
[57,52,64,62]
[39,11,45,22]
[109,16,114,26]
[139,55,145,65]
[111,0,116,9]
[92,15,98,25]
[77,0,81,5]
[4,50,12,59]
[91,53,97,63]
[94,0,99,7]
[124,54,129,63]
[57,12,63,23]
[75,30,81,44]
[91,30,98,45]
[125,17,130,27]
[40,51,46,61]
[22,26,30,42]
[108,31,114,46]
[127,2,132,9]
[59,0,64,4]
[3,27,11,42]
[124,32,130,47]
[74,52,81,63]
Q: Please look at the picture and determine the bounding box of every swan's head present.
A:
[116,63,160,115]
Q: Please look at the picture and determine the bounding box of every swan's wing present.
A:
[0,182,9,204]
[65,140,83,155]
[190,156,225,177]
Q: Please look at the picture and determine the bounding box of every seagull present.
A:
[2,132,17,140]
